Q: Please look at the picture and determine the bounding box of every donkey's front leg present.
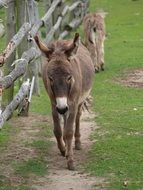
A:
[100,40,105,71]
[64,111,76,170]
[75,104,82,150]
[52,106,66,157]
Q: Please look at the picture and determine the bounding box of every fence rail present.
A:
[0,79,30,129]
[1,47,41,90]
[0,0,11,8]
[0,23,31,66]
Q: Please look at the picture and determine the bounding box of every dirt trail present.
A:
[32,111,105,190]
[117,69,143,88]
[0,110,105,189]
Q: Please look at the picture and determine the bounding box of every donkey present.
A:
[83,12,106,72]
[34,33,94,170]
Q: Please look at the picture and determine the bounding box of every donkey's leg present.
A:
[90,45,99,73]
[75,104,82,150]
[96,38,102,72]
[100,40,105,71]
[64,110,77,170]
[63,114,67,145]
[52,106,65,157]
[97,34,105,71]
[94,54,100,73]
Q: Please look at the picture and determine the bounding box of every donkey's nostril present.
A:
[93,27,96,32]
[56,106,68,115]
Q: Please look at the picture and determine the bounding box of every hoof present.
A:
[75,142,81,150]
[67,160,75,170]
[60,150,66,157]
[101,67,105,71]
[95,69,99,73]
[101,64,105,71]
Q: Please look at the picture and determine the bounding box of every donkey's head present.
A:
[34,33,80,115]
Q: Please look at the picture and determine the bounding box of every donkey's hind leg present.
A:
[75,104,82,150]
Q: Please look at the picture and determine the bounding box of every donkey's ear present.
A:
[65,33,80,57]
[34,36,53,57]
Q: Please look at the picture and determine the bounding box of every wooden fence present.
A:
[0,0,89,129]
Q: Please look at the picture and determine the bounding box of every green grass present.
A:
[30,80,51,115]
[0,124,10,146]
[84,0,143,189]
[28,140,52,152]
[0,175,12,190]
[0,176,33,190]
[32,122,53,138]
[1,0,143,189]
[15,158,47,177]
[0,182,33,190]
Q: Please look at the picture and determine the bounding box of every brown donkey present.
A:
[83,12,106,72]
[34,33,94,170]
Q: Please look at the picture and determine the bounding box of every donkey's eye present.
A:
[67,75,72,83]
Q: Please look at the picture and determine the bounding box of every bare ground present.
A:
[0,111,106,190]
[117,69,143,88]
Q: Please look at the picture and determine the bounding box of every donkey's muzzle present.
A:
[56,106,68,115]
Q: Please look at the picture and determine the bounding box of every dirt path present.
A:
[32,111,104,190]
[117,69,143,88]
[0,110,105,190]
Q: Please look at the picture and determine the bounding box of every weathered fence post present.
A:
[44,0,53,34]
[26,0,40,95]
[0,20,5,38]
[72,0,89,20]
[16,0,28,58]
[53,0,63,39]
[3,0,16,106]
[81,0,89,14]
[0,79,31,129]
[16,0,40,96]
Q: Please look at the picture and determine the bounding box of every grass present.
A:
[32,122,53,138]
[28,140,52,152]
[15,158,47,177]
[0,178,34,190]
[1,0,143,189]
[83,0,143,189]
[29,80,51,115]
[0,178,33,190]
[0,124,11,146]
